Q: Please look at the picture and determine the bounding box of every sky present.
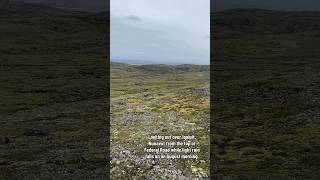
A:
[111,0,210,65]
[17,0,320,65]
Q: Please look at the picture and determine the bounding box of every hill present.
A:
[211,0,320,12]
[0,2,108,179]
[212,9,320,63]
[14,0,108,11]
[212,9,320,179]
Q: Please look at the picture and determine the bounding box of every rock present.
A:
[161,128,168,132]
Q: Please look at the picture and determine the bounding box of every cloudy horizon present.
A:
[111,0,210,65]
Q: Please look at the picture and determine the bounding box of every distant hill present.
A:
[212,9,320,34]
[212,9,320,63]
[111,62,209,77]
[0,2,108,57]
[0,1,60,14]
[15,0,108,11]
[212,0,320,11]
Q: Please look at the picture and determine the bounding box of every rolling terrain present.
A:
[13,0,108,11]
[212,9,320,179]
[0,2,108,178]
[3,2,320,179]
[110,62,210,179]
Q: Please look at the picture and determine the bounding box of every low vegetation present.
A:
[110,62,210,179]
[0,2,108,179]
[212,9,320,179]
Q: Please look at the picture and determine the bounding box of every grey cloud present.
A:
[125,15,142,22]
[111,0,210,65]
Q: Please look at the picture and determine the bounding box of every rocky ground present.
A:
[110,63,210,179]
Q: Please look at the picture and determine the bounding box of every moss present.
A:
[111,63,209,178]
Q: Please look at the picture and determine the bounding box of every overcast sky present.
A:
[111,0,210,65]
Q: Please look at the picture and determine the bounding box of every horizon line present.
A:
[10,1,320,14]
[111,60,210,66]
